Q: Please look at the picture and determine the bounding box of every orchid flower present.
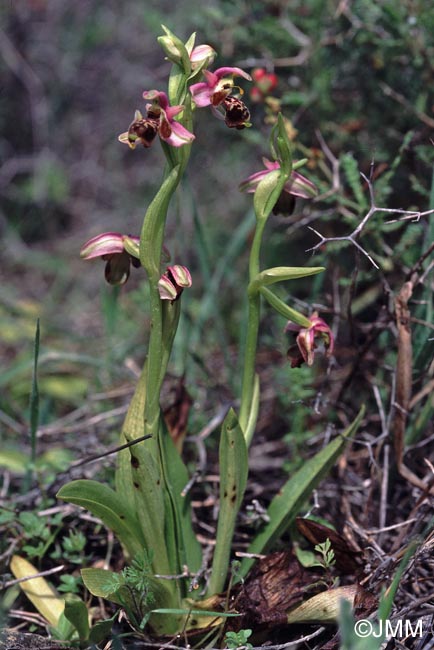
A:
[239,157,317,214]
[143,90,195,147]
[190,66,252,108]
[285,312,334,367]
[80,232,141,285]
[118,91,194,149]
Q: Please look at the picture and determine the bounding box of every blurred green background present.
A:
[1,0,433,463]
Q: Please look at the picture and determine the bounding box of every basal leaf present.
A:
[10,555,65,627]
[159,417,203,580]
[63,598,90,641]
[239,407,365,578]
[206,409,248,595]
[56,479,143,558]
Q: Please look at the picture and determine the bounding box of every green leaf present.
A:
[249,265,324,295]
[115,365,148,517]
[127,437,174,581]
[88,614,117,644]
[81,568,181,636]
[56,480,144,558]
[206,409,248,595]
[81,568,128,607]
[239,407,365,578]
[63,598,90,642]
[152,608,241,618]
[158,418,203,578]
[29,319,40,465]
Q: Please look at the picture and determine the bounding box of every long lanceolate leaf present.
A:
[239,406,365,579]
[206,409,248,596]
[115,365,149,517]
[158,417,203,580]
[56,480,144,559]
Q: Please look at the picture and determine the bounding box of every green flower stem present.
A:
[140,125,193,440]
[140,169,179,437]
[238,215,267,442]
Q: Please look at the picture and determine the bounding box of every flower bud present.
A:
[189,44,216,70]
[158,25,191,72]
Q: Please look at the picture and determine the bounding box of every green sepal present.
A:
[123,235,140,260]
[260,287,312,328]
[56,480,144,559]
[238,406,365,578]
[293,158,309,171]
[184,31,196,54]
[275,113,293,175]
[248,265,325,295]
[253,168,286,222]
[206,409,248,595]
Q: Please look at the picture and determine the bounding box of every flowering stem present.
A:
[238,216,267,444]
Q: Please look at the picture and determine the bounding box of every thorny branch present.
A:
[306,171,434,269]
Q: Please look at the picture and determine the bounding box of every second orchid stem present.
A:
[238,215,267,445]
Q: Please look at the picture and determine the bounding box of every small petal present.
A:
[158,275,178,301]
[240,159,317,204]
[189,81,214,107]
[160,120,195,147]
[118,131,135,148]
[122,235,140,260]
[80,232,125,259]
[214,66,252,81]
[284,171,318,199]
[143,89,169,110]
[167,265,192,288]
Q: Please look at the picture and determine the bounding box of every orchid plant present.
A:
[57,26,363,639]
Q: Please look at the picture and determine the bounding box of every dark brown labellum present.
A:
[128,117,159,147]
[223,96,250,130]
[272,191,296,216]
